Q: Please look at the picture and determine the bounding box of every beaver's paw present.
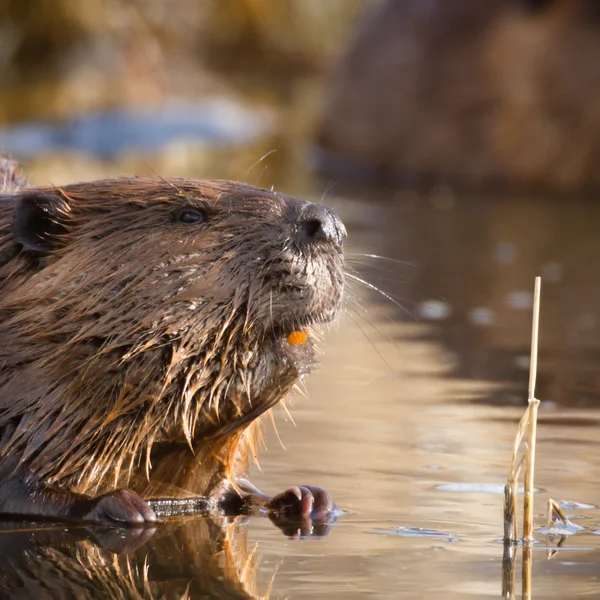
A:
[88,525,157,554]
[266,485,335,519]
[72,489,157,526]
[265,485,337,538]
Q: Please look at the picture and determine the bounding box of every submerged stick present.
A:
[504,441,527,543]
[546,498,568,529]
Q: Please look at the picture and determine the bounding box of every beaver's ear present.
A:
[12,192,71,254]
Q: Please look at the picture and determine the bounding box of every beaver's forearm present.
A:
[0,463,156,524]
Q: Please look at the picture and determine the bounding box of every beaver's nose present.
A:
[297,204,346,246]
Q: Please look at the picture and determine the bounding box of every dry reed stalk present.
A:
[546,498,568,528]
[523,277,541,541]
[503,277,542,544]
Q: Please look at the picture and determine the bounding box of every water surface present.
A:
[3,183,600,599]
[246,186,600,599]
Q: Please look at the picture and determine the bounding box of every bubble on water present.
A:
[369,526,458,542]
[541,400,558,410]
[421,443,438,453]
[494,242,517,265]
[514,355,530,370]
[418,299,452,321]
[557,500,598,510]
[506,291,534,310]
[540,520,585,536]
[430,185,455,210]
[576,313,597,330]
[540,261,563,283]
[442,350,459,365]
[468,307,495,326]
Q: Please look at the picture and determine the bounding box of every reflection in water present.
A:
[337,186,600,407]
[0,517,269,599]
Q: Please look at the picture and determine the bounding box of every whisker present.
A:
[347,270,418,286]
[344,259,400,272]
[319,181,336,206]
[345,252,416,267]
[243,150,277,184]
[345,266,420,304]
[345,309,395,374]
[142,162,186,196]
[344,292,401,351]
[345,272,417,321]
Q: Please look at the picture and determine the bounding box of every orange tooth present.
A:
[287,330,308,345]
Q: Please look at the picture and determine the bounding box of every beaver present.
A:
[0,162,345,525]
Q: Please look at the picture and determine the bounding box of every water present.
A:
[244,187,600,598]
[3,181,600,598]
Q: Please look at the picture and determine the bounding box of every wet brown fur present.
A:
[0,168,344,506]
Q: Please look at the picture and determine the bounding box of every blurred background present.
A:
[3,1,600,598]
[0,0,364,185]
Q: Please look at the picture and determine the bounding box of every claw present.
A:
[71,488,157,526]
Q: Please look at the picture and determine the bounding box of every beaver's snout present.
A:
[296,203,346,247]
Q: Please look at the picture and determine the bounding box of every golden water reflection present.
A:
[3,159,600,599]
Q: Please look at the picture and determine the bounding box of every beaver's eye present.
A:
[177,208,206,225]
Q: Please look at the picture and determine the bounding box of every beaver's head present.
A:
[0,179,345,489]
